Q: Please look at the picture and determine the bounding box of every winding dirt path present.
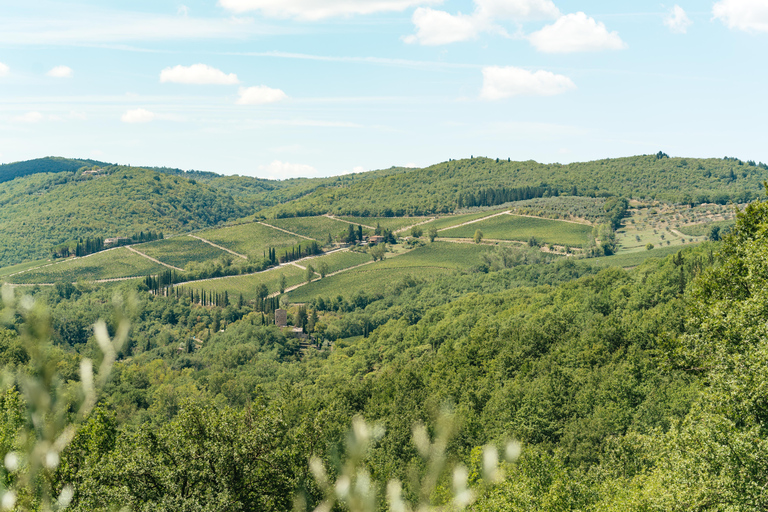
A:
[125,246,183,271]
[188,234,247,259]
[257,221,315,240]
[394,217,437,234]
[325,214,375,230]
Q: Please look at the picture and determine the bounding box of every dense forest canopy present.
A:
[0,157,108,184]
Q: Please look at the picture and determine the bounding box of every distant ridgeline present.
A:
[262,154,768,218]
[50,231,164,259]
[0,157,109,184]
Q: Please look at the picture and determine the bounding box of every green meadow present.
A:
[176,264,305,301]
[265,216,370,240]
[196,222,303,257]
[337,216,433,232]
[5,247,165,284]
[139,236,230,269]
[440,214,593,246]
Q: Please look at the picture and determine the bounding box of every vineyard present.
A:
[440,214,593,246]
[5,247,164,284]
[139,237,230,269]
[196,222,303,257]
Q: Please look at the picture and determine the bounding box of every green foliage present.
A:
[0,166,245,266]
[0,157,106,184]
[63,400,313,511]
[261,156,766,218]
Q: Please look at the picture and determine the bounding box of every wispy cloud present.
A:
[47,65,74,78]
[404,0,560,46]
[0,62,9,76]
[14,111,44,123]
[121,108,155,123]
[664,5,692,34]
[480,66,576,99]
[222,50,480,70]
[219,0,440,20]
[258,160,317,179]
[0,9,289,45]
[237,86,287,105]
[160,64,239,85]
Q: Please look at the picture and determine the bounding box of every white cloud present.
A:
[528,12,626,53]
[474,0,559,20]
[665,5,692,33]
[259,160,317,178]
[0,62,8,76]
[14,111,44,123]
[404,8,484,45]
[236,85,287,105]
[404,162,418,168]
[352,166,367,173]
[219,0,440,20]
[160,64,239,85]
[47,65,74,78]
[713,0,768,32]
[121,108,155,123]
[480,66,576,100]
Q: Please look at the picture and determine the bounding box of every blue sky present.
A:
[1,0,767,178]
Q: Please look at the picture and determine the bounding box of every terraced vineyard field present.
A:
[309,250,372,274]
[197,222,302,258]
[265,216,372,240]
[139,237,229,269]
[0,259,49,279]
[337,216,432,232]
[176,264,305,301]
[376,241,489,270]
[441,214,593,246]
[288,265,451,302]
[420,210,505,232]
[4,247,165,284]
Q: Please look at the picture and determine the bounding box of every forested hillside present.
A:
[0,166,245,265]
[2,160,768,509]
[0,157,107,184]
[262,155,768,218]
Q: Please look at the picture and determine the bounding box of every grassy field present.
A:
[5,247,165,284]
[594,243,700,268]
[375,241,489,270]
[176,264,305,301]
[440,214,593,246]
[307,250,372,274]
[139,236,230,269]
[0,259,50,279]
[288,265,452,302]
[420,211,505,232]
[265,216,371,241]
[336,216,432,232]
[197,222,302,258]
